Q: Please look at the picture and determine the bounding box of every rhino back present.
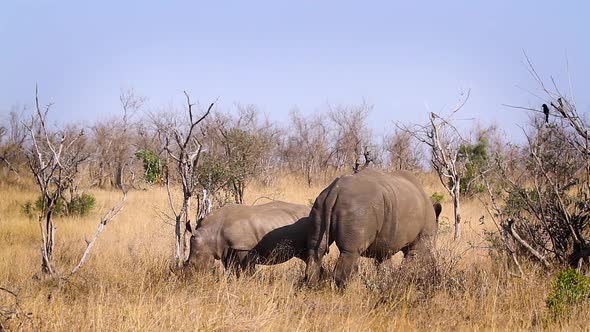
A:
[376,170,436,249]
[221,202,309,251]
[328,169,435,254]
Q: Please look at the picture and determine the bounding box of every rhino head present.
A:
[184,221,216,271]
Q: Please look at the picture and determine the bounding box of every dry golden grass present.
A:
[0,173,587,331]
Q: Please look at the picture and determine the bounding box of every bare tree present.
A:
[282,109,330,186]
[0,108,27,178]
[328,102,375,172]
[24,87,127,276]
[383,127,424,172]
[90,88,145,188]
[154,92,214,268]
[397,90,471,241]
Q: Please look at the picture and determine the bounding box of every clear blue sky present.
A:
[1,0,588,137]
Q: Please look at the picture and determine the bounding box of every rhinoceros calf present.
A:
[185,201,310,275]
[305,169,441,288]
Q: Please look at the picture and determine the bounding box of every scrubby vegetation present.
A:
[1,176,589,331]
[546,268,590,320]
[1,63,589,330]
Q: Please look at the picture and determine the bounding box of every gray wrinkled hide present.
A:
[305,169,439,288]
[186,201,310,275]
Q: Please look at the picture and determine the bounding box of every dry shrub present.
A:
[2,175,590,331]
[362,248,467,307]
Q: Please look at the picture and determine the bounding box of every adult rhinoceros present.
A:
[185,201,310,275]
[304,169,441,288]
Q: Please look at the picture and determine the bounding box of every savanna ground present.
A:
[0,173,587,331]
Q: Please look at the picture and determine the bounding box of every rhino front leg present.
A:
[334,251,360,289]
[223,249,256,277]
[237,251,256,276]
[222,249,240,276]
[402,233,436,267]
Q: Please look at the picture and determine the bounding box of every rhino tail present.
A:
[322,190,338,255]
[433,202,442,223]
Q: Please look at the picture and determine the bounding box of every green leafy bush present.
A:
[34,195,65,215]
[135,149,161,184]
[431,192,444,204]
[67,193,96,216]
[21,193,96,218]
[453,138,489,195]
[197,157,230,193]
[20,201,35,220]
[546,268,590,319]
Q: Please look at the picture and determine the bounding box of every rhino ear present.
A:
[196,217,204,229]
[187,217,205,236]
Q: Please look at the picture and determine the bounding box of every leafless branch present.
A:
[396,91,472,241]
[507,219,551,269]
[154,93,215,268]
[68,170,132,277]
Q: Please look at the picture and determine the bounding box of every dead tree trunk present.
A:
[156,92,214,268]
[24,87,86,275]
[396,90,471,241]
[25,86,127,277]
[452,178,462,241]
[69,176,129,277]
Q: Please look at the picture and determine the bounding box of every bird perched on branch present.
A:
[542,104,550,123]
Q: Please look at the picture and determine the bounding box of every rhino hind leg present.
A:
[402,233,436,267]
[334,251,360,289]
[304,246,327,287]
[237,251,257,276]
